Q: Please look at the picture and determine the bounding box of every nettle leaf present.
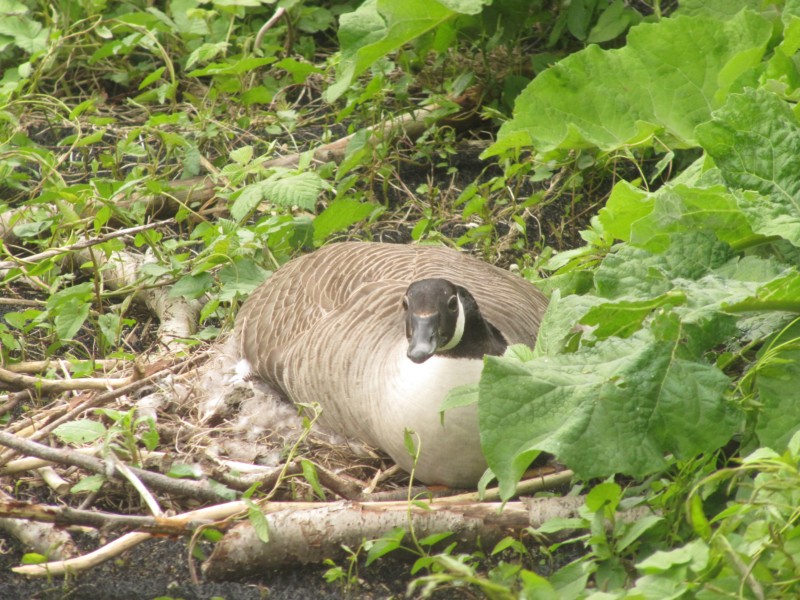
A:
[479,326,737,499]
[53,419,107,444]
[326,0,488,101]
[486,11,771,157]
[263,171,325,211]
[697,88,800,247]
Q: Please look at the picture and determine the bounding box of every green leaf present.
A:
[366,527,405,566]
[312,198,377,244]
[327,0,487,101]
[636,539,709,574]
[167,463,201,479]
[52,419,106,444]
[580,292,687,340]
[486,11,771,157]
[264,171,325,211]
[697,88,800,247]
[440,383,478,420]
[0,15,48,53]
[246,500,270,543]
[169,273,213,300]
[750,321,800,449]
[71,474,105,493]
[300,459,326,500]
[479,327,737,499]
[53,298,91,340]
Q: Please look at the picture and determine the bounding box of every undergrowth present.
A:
[4,0,800,598]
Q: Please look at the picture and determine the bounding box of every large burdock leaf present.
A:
[485,10,771,157]
[326,0,487,101]
[696,88,800,247]
[479,327,738,499]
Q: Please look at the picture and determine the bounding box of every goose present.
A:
[233,242,548,487]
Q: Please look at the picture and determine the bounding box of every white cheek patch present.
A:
[437,294,465,352]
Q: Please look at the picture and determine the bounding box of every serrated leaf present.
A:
[53,419,107,444]
[169,273,213,300]
[263,171,325,211]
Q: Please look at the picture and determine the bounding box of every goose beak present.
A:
[407,314,438,364]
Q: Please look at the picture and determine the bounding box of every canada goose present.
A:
[234,242,548,487]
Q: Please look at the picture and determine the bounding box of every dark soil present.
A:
[0,533,415,600]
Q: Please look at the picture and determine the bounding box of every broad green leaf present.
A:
[217,260,270,301]
[0,15,47,53]
[71,474,105,493]
[326,0,487,101]
[697,88,800,247]
[636,539,710,574]
[479,327,737,499]
[594,233,734,300]
[169,272,213,300]
[486,11,771,157]
[749,321,800,449]
[580,292,687,340]
[312,198,378,244]
[728,270,800,313]
[53,419,107,444]
[53,298,91,340]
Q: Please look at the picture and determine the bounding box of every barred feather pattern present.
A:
[234,242,548,486]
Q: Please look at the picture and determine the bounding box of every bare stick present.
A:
[254,6,287,50]
[0,430,230,503]
[0,366,131,393]
[0,221,171,271]
[12,501,248,577]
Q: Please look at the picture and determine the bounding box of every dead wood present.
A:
[0,366,132,393]
[0,430,227,503]
[202,497,579,580]
[0,221,169,271]
[116,92,481,219]
[0,490,78,561]
[0,500,228,536]
[0,352,207,466]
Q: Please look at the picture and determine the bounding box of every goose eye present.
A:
[402,296,409,311]
[447,295,458,313]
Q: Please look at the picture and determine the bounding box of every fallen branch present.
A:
[0,366,132,393]
[0,490,77,561]
[76,247,204,351]
[12,501,248,577]
[8,472,577,578]
[2,359,124,375]
[0,221,170,271]
[0,352,208,466]
[0,430,229,503]
[0,500,230,536]
[117,92,481,218]
[203,496,583,580]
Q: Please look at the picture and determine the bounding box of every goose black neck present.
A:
[443,287,507,360]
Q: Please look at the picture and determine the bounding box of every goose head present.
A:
[403,278,506,364]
